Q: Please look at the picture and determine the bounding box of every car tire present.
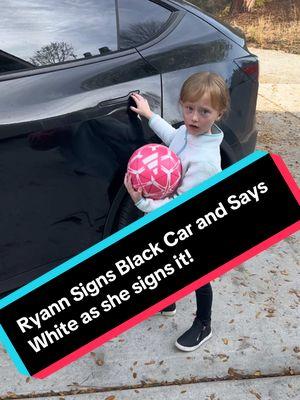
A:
[113,194,144,232]
[221,141,238,169]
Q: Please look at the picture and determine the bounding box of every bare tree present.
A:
[230,0,256,13]
[30,41,77,66]
[119,21,163,49]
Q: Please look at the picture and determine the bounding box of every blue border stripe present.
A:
[0,150,267,309]
[0,324,30,376]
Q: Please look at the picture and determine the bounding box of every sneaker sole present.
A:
[175,331,212,352]
[159,310,176,317]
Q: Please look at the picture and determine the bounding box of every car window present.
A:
[0,0,118,73]
[118,0,172,50]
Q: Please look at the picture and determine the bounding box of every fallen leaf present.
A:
[105,396,116,400]
[280,270,289,276]
[96,358,104,366]
[266,314,275,318]
[229,319,234,324]
[266,308,275,313]
[222,338,229,345]
[249,389,262,399]
[289,289,300,299]
[144,360,155,365]
[228,368,243,378]
[293,347,300,353]
[133,372,137,379]
[254,370,261,376]
[217,353,229,362]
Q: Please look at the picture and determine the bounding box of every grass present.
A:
[188,0,300,54]
[221,0,300,54]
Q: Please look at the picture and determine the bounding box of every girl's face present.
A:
[181,93,222,136]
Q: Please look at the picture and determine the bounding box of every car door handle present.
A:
[98,90,140,108]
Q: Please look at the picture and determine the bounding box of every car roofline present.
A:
[160,0,247,50]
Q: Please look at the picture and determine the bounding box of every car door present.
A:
[0,0,175,295]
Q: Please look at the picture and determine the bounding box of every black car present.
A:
[0,0,258,296]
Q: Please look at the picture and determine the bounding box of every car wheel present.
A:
[221,141,238,169]
[113,194,144,232]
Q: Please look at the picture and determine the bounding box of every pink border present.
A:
[270,153,300,204]
[33,153,300,379]
[34,221,299,379]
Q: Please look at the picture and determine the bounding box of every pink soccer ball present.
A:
[127,143,182,199]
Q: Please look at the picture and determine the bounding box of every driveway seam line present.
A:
[1,371,299,399]
[258,93,300,120]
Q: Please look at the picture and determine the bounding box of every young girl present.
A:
[124,72,230,352]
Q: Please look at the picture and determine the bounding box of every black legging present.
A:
[166,283,213,322]
[195,282,213,322]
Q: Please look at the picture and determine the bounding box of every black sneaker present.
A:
[175,318,212,352]
[159,303,176,316]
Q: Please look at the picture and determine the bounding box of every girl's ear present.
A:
[216,110,224,121]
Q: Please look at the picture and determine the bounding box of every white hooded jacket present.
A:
[135,113,223,213]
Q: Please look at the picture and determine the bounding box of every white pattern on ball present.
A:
[127,144,182,199]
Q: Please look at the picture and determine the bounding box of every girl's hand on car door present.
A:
[130,93,154,120]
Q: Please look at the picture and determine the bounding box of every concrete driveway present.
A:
[253,48,300,184]
[1,48,299,400]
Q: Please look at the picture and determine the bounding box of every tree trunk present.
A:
[230,0,256,13]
